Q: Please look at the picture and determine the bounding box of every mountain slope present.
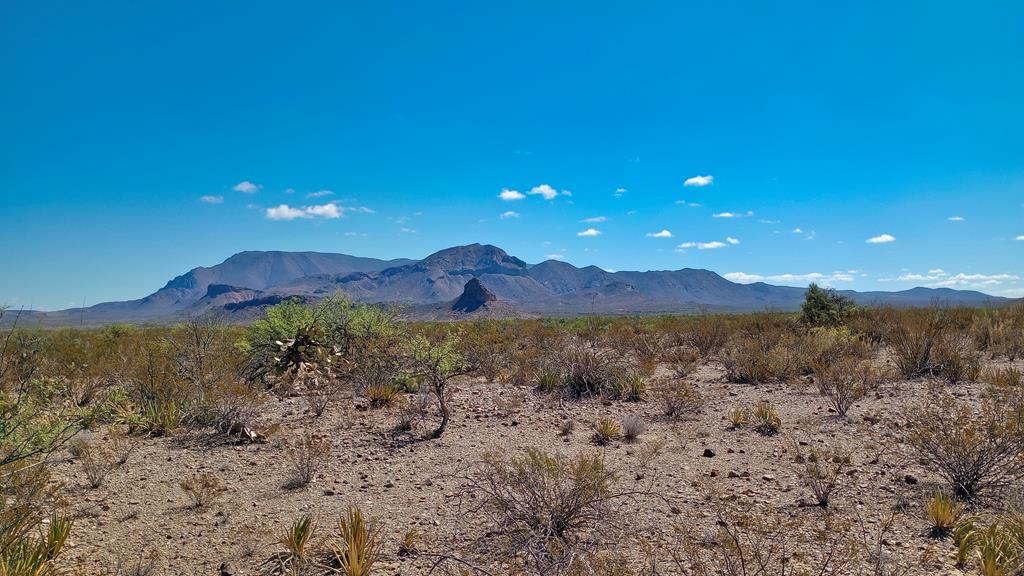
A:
[13,244,1012,325]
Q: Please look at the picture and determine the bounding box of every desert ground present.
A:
[4,296,1024,576]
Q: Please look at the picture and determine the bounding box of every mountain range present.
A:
[11,244,1009,325]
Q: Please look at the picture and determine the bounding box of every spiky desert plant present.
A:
[592,417,621,445]
[926,491,961,538]
[279,515,316,561]
[332,507,381,576]
[752,401,782,436]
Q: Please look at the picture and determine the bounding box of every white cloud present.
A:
[233,181,261,193]
[614,187,627,197]
[947,216,964,222]
[264,202,368,221]
[931,273,1020,288]
[580,216,607,223]
[866,233,896,244]
[577,228,601,237]
[1016,235,1024,241]
[684,175,714,187]
[713,210,753,218]
[791,228,803,234]
[306,190,335,198]
[927,268,946,275]
[199,195,223,204]
[498,188,526,201]
[724,271,855,286]
[528,184,564,200]
[500,211,520,219]
[678,241,727,250]
[646,229,673,238]
[725,237,740,245]
[545,253,566,260]
[400,227,417,234]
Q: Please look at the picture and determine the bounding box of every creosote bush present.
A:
[906,389,1024,499]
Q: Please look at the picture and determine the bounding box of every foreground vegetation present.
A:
[2,287,1024,575]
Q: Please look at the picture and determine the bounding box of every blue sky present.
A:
[2,1,1022,310]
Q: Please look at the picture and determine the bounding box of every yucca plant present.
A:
[926,491,961,538]
[592,416,621,445]
[752,401,781,436]
[365,384,399,408]
[0,513,73,576]
[398,528,419,557]
[728,407,750,430]
[279,515,316,561]
[332,507,381,576]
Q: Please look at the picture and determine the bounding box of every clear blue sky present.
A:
[2,1,1022,310]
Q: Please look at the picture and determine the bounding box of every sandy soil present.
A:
[48,358,1016,575]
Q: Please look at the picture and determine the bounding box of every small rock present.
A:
[702,448,716,458]
[903,474,918,485]
[220,562,236,576]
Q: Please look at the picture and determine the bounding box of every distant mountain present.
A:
[11,244,1010,326]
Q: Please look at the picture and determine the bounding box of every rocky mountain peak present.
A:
[451,278,498,312]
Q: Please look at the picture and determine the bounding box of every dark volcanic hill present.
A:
[13,244,1010,326]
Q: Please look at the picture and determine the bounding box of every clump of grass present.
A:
[926,491,961,538]
[657,379,703,420]
[982,365,1023,388]
[613,372,647,402]
[366,383,400,408]
[751,401,781,436]
[398,528,419,557]
[796,447,847,508]
[535,366,562,393]
[728,407,750,430]
[285,433,331,489]
[179,472,227,509]
[592,417,622,445]
[331,507,381,576]
[621,414,646,443]
[279,515,317,562]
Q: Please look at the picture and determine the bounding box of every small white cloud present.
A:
[866,233,895,244]
[577,228,601,237]
[545,253,566,260]
[400,227,417,234]
[947,216,964,222]
[199,195,224,204]
[233,181,261,193]
[725,271,855,286]
[927,268,947,275]
[500,211,520,219]
[1015,235,1024,241]
[791,228,803,234]
[713,210,753,219]
[678,240,727,250]
[684,175,714,187]
[265,202,366,221]
[528,184,561,200]
[581,216,607,223]
[306,190,335,198]
[646,230,673,238]
[498,188,526,201]
[725,237,740,245]
[614,187,627,198]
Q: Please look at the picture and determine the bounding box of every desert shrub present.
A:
[801,283,856,327]
[279,514,317,562]
[331,507,381,576]
[535,366,563,393]
[795,446,848,507]
[983,365,1023,389]
[926,491,961,538]
[751,401,781,436]
[621,415,646,443]
[611,371,646,402]
[79,441,114,489]
[239,299,315,383]
[407,332,469,438]
[393,390,431,433]
[657,379,703,420]
[814,356,877,417]
[179,472,226,509]
[954,514,1024,574]
[467,448,618,574]
[557,341,623,399]
[665,346,701,378]
[559,420,576,437]
[720,331,805,384]
[365,383,399,408]
[906,389,1024,498]
[932,333,981,384]
[885,309,978,382]
[593,417,622,445]
[670,503,859,575]
[0,461,74,576]
[285,433,331,489]
[688,316,730,356]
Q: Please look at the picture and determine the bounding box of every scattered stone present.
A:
[702,448,716,458]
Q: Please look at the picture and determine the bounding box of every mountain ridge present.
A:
[9,244,1010,326]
